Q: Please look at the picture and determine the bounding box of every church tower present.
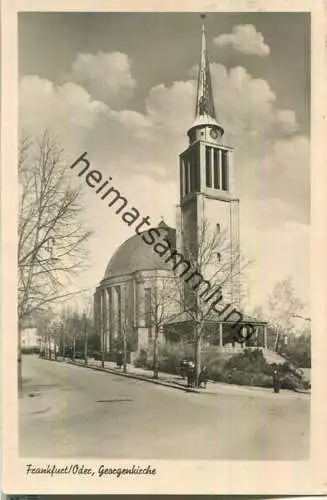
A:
[178,19,240,307]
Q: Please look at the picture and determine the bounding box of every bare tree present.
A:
[115,284,135,374]
[18,131,92,396]
[36,308,55,359]
[266,276,304,352]
[172,218,249,388]
[63,307,80,361]
[120,317,129,374]
[57,294,93,363]
[82,296,94,366]
[146,273,178,379]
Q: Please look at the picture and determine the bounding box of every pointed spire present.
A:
[195,15,216,120]
[187,15,224,139]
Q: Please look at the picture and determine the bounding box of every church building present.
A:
[94,21,267,358]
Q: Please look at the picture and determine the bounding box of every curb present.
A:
[293,388,311,395]
[66,360,200,394]
[62,360,310,397]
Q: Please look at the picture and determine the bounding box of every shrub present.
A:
[281,333,311,368]
[221,349,310,391]
[224,348,271,375]
[93,351,120,362]
[134,349,149,369]
[21,346,40,354]
[280,373,310,391]
[206,364,225,382]
[201,348,231,381]
[223,370,272,388]
[134,344,310,392]
[134,343,194,374]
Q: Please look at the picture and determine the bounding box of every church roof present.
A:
[165,310,267,325]
[103,222,176,280]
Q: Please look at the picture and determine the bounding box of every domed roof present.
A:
[103,221,176,280]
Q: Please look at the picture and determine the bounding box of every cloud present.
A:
[19,76,109,155]
[210,64,276,149]
[214,24,270,57]
[19,63,307,217]
[261,135,310,224]
[67,51,137,107]
[19,62,307,210]
[69,167,178,286]
[242,221,309,308]
[146,81,194,135]
[262,135,309,175]
[275,109,299,135]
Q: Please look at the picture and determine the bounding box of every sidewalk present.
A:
[66,357,310,400]
[66,357,200,392]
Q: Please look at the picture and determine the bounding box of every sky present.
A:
[18,12,311,315]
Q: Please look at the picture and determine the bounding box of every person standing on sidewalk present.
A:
[186,361,195,388]
[273,366,281,393]
[198,365,208,388]
[116,350,123,369]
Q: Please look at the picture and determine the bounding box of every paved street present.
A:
[19,355,310,460]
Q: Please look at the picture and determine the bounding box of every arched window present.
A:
[216,223,221,233]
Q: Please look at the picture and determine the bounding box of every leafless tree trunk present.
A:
[61,323,66,360]
[72,335,76,362]
[18,325,23,398]
[122,332,127,374]
[194,322,201,388]
[48,334,52,360]
[168,218,249,388]
[17,131,92,396]
[274,325,281,352]
[101,344,105,368]
[119,314,129,374]
[54,337,58,360]
[145,274,179,380]
[153,325,160,379]
[119,283,135,374]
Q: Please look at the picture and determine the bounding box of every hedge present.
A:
[134,345,310,391]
